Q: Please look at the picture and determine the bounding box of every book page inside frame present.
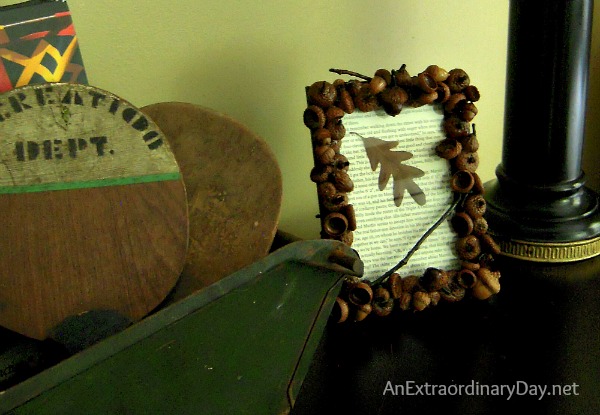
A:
[342,107,459,280]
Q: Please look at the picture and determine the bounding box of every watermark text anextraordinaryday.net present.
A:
[383,380,580,401]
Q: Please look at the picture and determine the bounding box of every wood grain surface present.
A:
[142,102,282,300]
[0,84,189,340]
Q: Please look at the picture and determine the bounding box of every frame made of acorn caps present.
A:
[303,65,502,323]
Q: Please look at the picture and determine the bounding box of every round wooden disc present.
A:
[142,102,282,300]
[0,84,188,340]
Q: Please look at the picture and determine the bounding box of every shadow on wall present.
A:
[172,45,290,132]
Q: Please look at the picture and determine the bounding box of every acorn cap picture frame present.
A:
[303,65,502,323]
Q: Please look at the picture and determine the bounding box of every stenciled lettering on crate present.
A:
[0,83,178,191]
[0,83,188,341]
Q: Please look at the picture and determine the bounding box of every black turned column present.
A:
[485,0,600,262]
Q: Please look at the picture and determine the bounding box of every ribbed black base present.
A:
[484,168,600,262]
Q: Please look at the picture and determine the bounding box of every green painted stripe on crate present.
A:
[0,172,181,194]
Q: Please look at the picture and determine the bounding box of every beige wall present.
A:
[3,1,600,239]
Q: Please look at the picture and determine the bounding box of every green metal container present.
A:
[0,239,362,414]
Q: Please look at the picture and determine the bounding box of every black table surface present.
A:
[292,255,600,415]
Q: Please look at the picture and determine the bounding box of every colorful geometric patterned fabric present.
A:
[0,1,87,93]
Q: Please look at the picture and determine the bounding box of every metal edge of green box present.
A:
[0,239,361,414]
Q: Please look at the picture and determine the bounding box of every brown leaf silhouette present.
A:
[358,134,426,207]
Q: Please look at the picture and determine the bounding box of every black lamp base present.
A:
[485,168,600,262]
[487,0,600,263]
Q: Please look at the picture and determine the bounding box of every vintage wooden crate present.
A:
[0,239,362,414]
